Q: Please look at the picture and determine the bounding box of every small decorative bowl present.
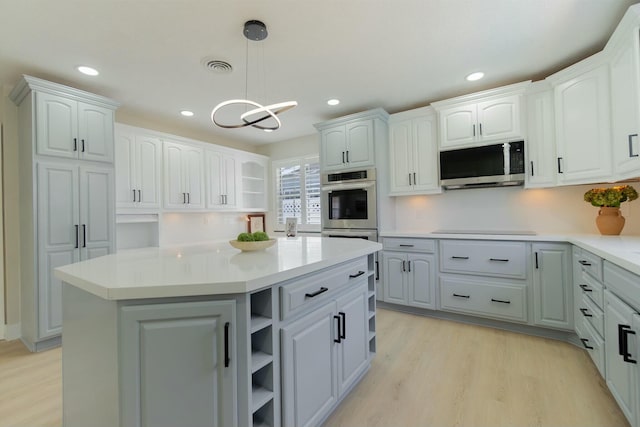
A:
[229,239,277,252]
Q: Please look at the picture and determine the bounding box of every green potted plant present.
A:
[584,185,638,235]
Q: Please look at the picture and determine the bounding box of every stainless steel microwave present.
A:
[439,141,525,190]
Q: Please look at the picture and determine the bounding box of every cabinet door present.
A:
[222,154,237,208]
[554,65,612,184]
[407,253,436,309]
[525,89,557,188]
[383,252,407,305]
[206,151,225,209]
[184,146,204,208]
[532,244,573,330]
[79,166,114,260]
[476,95,521,141]
[114,131,136,209]
[135,136,162,209]
[388,119,413,193]
[439,104,477,148]
[163,142,186,209]
[37,162,80,338]
[121,300,237,427]
[281,301,338,427]
[336,283,369,396]
[412,115,440,192]
[35,92,78,159]
[345,120,374,168]
[604,290,637,425]
[321,127,347,171]
[77,102,114,163]
[610,30,640,179]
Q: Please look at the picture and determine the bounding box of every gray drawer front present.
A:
[577,293,604,337]
[576,270,604,309]
[604,261,640,312]
[577,316,605,377]
[383,237,436,253]
[280,257,368,321]
[439,275,527,322]
[575,250,603,282]
[440,240,527,278]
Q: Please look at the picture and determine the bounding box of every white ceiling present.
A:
[0,0,636,145]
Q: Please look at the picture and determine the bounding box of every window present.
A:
[273,156,321,232]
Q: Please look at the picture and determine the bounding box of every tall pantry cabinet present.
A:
[10,76,119,351]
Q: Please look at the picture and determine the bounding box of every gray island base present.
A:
[56,237,381,427]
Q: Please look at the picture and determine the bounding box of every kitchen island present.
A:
[55,236,382,427]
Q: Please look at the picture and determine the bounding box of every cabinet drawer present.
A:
[576,316,605,378]
[604,261,640,311]
[383,237,435,253]
[575,249,603,282]
[576,293,604,337]
[575,270,604,309]
[439,275,527,322]
[440,240,527,278]
[280,258,368,321]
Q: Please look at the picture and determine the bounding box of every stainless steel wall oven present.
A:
[321,168,377,230]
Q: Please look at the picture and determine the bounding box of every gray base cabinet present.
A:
[281,282,369,427]
[120,300,237,427]
[532,243,573,330]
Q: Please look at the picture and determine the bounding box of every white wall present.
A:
[159,212,250,246]
[393,183,640,236]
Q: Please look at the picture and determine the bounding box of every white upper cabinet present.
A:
[549,56,613,185]
[36,92,114,163]
[432,82,529,150]
[525,82,557,188]
[163,140,204,210]
[388,107,441,195]
[205,149,238,210]
[607,11,640,180]
[316,108,388,172]
[115,126,162,211]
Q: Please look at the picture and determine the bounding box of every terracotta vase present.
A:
[595,207,625,235]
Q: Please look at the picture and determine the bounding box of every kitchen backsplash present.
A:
[160,212,250,246]
[393,183,640,235]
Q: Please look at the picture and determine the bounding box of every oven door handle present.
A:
[321,181,376,192]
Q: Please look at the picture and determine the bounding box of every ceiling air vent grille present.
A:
[201,57,233,74]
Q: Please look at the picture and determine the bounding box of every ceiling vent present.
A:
[201,57,233,74]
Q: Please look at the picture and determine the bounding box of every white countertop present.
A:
[54,237,382,300]
[381,231,640,276]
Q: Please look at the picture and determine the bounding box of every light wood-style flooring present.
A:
[0,308,629,427]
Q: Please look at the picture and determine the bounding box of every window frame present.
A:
[272,156,321,233]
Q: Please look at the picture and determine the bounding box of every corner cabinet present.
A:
[388,107,441,195]
[548,55,613,185]
[163,140,204,210]
[525,82,557,188]
[315,108,389,172]
[9,75,118,351]
[120,300,237,427]
[531,243,573,330]
[431,81,530,150]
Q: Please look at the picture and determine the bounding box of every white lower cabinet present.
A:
[120,300,237,427]
[531,243,573,330]
[382,251,436,309]
[281,282,369,427]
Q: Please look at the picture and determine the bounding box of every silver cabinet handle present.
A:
[413,172,416,184]
[187,193,190,204]
[472,124,476,136]
[346,150,349,163]
[133,189,137,202]
[183,193,186,204]
[479,123,482,135]
[408,173,412,186]
[137,189,141,202]
[342,151,345,163]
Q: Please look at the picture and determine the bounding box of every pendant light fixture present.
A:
[211,20,297,132]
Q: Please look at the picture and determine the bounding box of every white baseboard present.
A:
[4,323,21,340]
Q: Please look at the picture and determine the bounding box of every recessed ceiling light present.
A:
[77,66,99,76]
[327,99,340,106]
[466,72,484,81]
[180,110,194,117]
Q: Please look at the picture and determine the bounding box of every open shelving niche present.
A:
[368,253,377,355]
[248,287,278,427]
[241,160,267,211]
